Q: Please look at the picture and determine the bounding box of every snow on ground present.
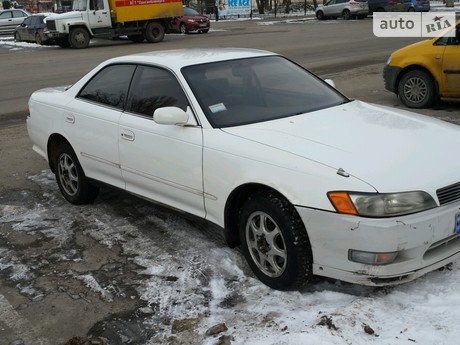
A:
[2,170,460,344]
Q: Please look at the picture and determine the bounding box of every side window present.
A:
[126,66,189,117]
[13,11,27,18]
[0,12,12,19]
[23,17,32,25]
[78,64,136,109]
[90,0,104,10]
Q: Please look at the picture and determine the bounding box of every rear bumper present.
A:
[383,64,402,94]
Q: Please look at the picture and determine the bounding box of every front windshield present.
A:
[72,0,87,11]
[182,56,349,128]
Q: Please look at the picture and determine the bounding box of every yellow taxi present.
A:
[383,20,460,108]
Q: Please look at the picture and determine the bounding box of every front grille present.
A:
[437,181,460,205]
[46,20,56,31]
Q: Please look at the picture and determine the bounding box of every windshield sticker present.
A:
[209,103,227,113]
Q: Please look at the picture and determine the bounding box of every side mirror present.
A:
[324,79,336,88]
[153,106,189,125]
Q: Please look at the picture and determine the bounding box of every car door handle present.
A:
[121,130,135,141]
[435,55,441,60]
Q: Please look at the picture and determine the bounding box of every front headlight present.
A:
[328,191,437,217]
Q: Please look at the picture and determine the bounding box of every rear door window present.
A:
[78,64,136,109]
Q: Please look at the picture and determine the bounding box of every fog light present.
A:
[349,250,398,265]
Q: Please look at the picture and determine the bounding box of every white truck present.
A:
[45,0,183,48]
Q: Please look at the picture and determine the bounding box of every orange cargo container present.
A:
[109,0,183,23]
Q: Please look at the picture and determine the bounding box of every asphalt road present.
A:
[0,17,420,118]
[1,16,459,345]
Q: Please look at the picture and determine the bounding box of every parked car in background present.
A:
[404,0,430,12]
[27,48,460,291]
[0,8,30,35]
[367,0,404,13]
[14,13,53,45]
[316,0,369,20]
[383,21,460,108]
[168,7,210,34]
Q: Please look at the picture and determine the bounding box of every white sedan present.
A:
[27,48,460,290]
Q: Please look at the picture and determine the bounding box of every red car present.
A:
[169,7,210,34]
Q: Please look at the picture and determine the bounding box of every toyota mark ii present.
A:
[27,48,460,290]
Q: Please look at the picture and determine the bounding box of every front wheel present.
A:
[144,22,165,43]
[14,32,21,42]
[316,11,325,20]
[238,191,313,290]
[398,70,436,108]
[69,27,90,49]
[35,32,43,45]
[55,142,99,205]
[179,23,188,34]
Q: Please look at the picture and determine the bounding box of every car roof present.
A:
[104,48,277,69]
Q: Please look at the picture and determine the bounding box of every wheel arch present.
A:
[69,24,93,37]
[223,183,303,248]
[395,65,438,96]
[47,133,72,174]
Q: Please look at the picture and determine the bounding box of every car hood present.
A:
[182,15,209,20]
[47,11,84,21]
[222,100,460,192]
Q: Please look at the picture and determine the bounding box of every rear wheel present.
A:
[238,191,313,290]
[55,142,99,205]
[342,9,351,20]
[69,27,90,49]
[398,70,436,108]
[144,22,165,43]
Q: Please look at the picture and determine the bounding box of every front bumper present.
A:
[383,64,402,94]
[296,200,460,286]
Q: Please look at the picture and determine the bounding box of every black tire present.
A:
[69,27,90,49]
[397,70,436,108]
[408,7,415,12]
[238,191,313,290]
[179,23,188,34]
[35,32,43,45]
[144,22,165,43]
[14,32,21,42]
[316,10,325,20]
[342,9,351,20]
[127,34,144,43]
[55,142,99,205]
